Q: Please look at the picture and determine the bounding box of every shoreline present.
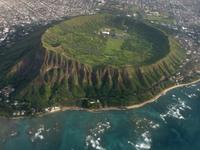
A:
[48,78,200,113]
[126,78,200,109]
[2,78,200,119]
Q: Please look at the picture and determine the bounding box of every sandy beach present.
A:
[126,78,200,109]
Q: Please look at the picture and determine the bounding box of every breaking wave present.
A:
[85,121,111,150]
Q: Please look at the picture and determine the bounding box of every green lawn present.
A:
[145,15,176,24]
[105,38,123,52]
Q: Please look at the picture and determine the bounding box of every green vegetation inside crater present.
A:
[43,14,170,67]
[0,14,186,114]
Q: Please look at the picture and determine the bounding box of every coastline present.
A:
[2,78,200,119]
[126,78,200,109]
[51,78,200,113]
[61,79,200,112]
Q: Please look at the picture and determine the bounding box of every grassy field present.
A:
[144,15,176,25]
[42,14,170,67]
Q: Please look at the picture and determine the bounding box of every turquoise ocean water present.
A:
[0,82,200,150]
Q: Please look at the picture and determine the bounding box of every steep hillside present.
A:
[0,14,185,112]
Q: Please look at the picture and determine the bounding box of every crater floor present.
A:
[42,14,170,67]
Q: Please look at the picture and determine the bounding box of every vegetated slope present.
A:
[1,14,185,110]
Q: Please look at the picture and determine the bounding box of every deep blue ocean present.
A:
[1,82,200,150]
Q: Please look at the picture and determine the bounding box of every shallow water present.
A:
[0,82,200,150]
